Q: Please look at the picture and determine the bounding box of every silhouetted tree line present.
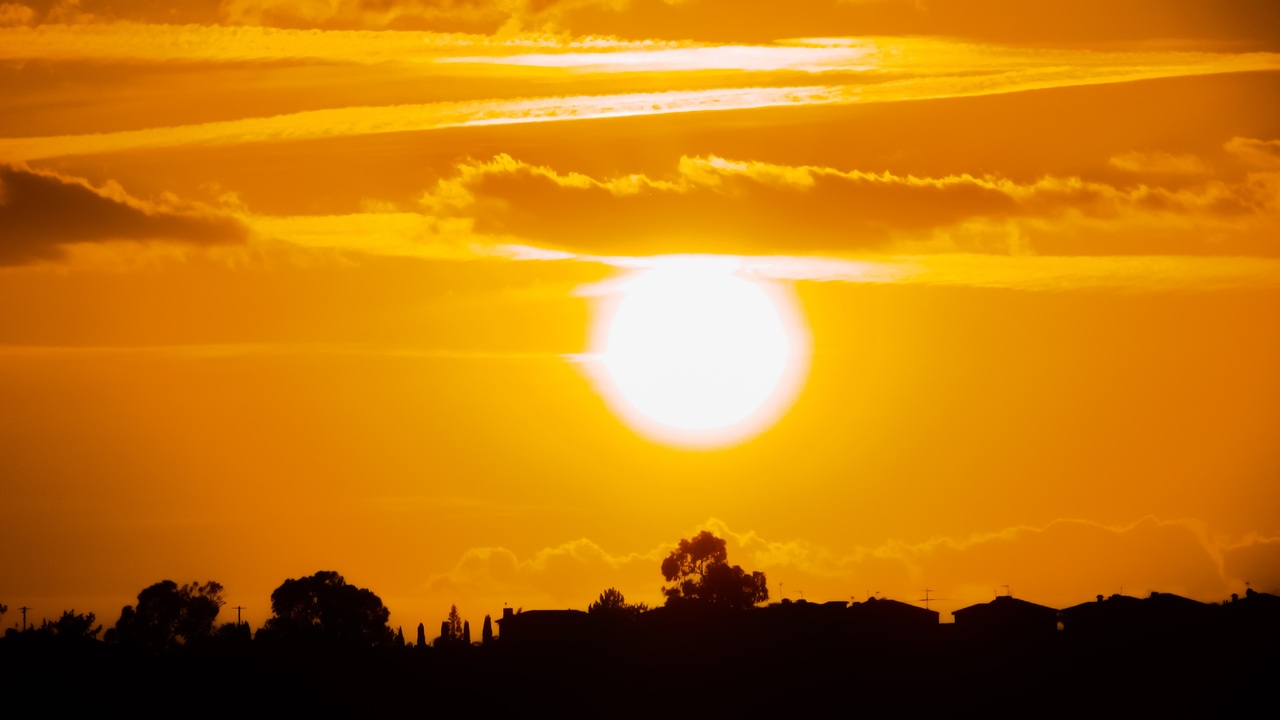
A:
[2,534,1277,714]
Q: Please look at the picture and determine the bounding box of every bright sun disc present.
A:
[588,258,809,448]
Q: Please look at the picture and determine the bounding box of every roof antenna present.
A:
[918,588,946,610]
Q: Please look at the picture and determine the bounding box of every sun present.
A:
[588,257,809,448]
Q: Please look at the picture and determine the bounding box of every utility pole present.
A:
[19,606,31,631]
[232,606,246,625]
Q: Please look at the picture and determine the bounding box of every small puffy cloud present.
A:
[1225,137,1280,169]
[0,164,248,266]
[0,2,36,26]
[426,537,663,610]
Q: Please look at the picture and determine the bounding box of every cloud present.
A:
[249,212,501,260]
[0,164,248,266]
[1109,150,1210,175]
[426,537,664,610]
[0,2,35,26]
[0,20,672,64]
[417,153,1280,258]
[438,41,878,72]
[241,150,1280,291]
[697,516,1236,607]
[422,516,1270,616]
[7,0,1279,50]
[1221,535,1280,593]
[217,0,626,31]
[752,254,1280,293]
[582,0,1280,49]
[0,0,586,30]
[1225,137,1280,169]
[0,85,841,162]
[2,35,1273,161]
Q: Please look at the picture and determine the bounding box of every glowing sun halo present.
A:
[589,258,809,448]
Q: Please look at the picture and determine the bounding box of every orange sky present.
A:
[1,0,1278,632]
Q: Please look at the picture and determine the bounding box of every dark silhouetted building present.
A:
[952,595,1058,642]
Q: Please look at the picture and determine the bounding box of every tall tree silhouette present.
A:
[113,580,224,652]
[661,531,768,609]
[259,571,393,649]
[439,604,464,646]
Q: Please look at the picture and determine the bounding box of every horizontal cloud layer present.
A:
[423,516,1280,616]
[0,164,247,265]
[3,33,1273,161]
[5,1,1278,50]
[414,148,1280,258]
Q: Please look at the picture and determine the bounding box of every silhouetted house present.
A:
[1223,588,1280,627]
[952,595,1058,643]
[495,609,590,649]
[636,603,734,642]
[1060,594,1143,639]
[753,599,849,649]
[846,597,939,642]
[850,597,939,629]
[1141,591,1213,635]
[1221,588,1280,650]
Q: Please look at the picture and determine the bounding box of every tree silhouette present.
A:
[40,610,102,641]
[416,622,426,648]
[481,615,493,645]
[661,531,768,609]
[113,580,224,652]
[259,570,393,649]
[438,604,464,646]
[213,620,252,643]
[589,587,648,619]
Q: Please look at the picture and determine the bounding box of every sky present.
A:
[2,0,1279,632]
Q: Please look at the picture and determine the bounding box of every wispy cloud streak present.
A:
[5,45,1277,162]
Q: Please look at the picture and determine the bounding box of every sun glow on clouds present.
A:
[586,257,809,449]
[437,43,879,73]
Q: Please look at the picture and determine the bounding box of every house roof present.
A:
[952,595,1058,622]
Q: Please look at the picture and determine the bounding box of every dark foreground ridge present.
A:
[4,536,1276,715]
[3,588,1277,716]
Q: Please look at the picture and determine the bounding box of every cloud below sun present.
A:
[423,516,1280,616]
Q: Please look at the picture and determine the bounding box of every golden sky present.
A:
[2,0,1278,631]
